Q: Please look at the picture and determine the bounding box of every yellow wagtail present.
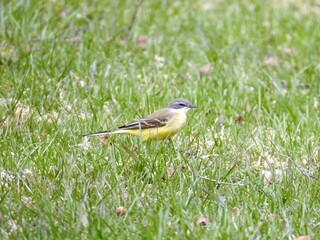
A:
[83,98,196,142]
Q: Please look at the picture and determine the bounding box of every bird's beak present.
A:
[189,104,197,109]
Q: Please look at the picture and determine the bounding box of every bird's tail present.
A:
[82,130,112,137]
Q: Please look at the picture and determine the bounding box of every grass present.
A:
[1,0,319,239]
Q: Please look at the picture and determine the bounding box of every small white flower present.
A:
[7,219,19,232]
[21,196,33,206]
[154,55,165,63]
[78,137,91,151]
[0,171,14,188]
[23,169,34,179]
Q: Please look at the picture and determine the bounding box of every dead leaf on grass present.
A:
[198,64,212,76]
[197,216,211,227]
[136,35,148,49]
[116,206,126,217]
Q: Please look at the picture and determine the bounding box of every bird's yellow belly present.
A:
[141,113,186,141]
[139,126,179,141]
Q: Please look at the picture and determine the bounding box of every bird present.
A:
[83,98,196,142]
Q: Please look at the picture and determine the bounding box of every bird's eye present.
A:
[179,103,185,107]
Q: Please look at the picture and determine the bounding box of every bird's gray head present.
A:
[168,98,197,110]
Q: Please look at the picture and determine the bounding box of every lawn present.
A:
[0,0,319,239]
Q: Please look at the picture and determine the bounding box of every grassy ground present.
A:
[1,0,319,239]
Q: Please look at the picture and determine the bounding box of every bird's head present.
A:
[168,98,197,112]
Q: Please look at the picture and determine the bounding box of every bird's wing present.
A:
[118,108,174,130]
